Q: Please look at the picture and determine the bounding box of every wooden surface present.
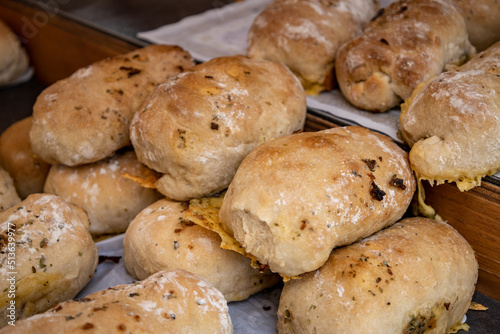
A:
[1,0,499,301]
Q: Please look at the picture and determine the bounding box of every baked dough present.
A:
[0,117,50,198]
[277,217,478,334]
[451,0,500,52]
[0,168,20,212]
[219,126,416,277]
[30,45,195,166]
[456,40,500,75]
[43,150,162,236]
[400,56,500,193]
[247,0,380,95]
[0,270,233,333]
[335,0,474,112]
[0,194,98,327]
[124,198,280,301]
[130,55,307,201]
[0,19,29,85]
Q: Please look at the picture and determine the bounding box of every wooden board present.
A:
[1,0,499,301]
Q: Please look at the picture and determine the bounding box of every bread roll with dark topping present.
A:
[30,45,194,166]
[277,217,478,334]
[220,126,416,277]
[0,270,233,334]
[335,0,474,112]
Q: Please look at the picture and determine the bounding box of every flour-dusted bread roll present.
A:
[0,168,20,212]
[219,126,416,277]
[335,0,475,112]
[456,40,500,75]
[400,67,500,192]
[277,217,478,334]
[451,0,500,52]
[130,55,307,201]
[0,117,50,198]
[30,45,195,166]
[247,0,380,95]
[124,198,280,302]
[0,194,98,327]
[0,19,29,85]
[0,270,233,334]
[43,150,162,235]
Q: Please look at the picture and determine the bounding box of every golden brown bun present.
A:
[0,19,29,85]
[219,126,416,277]
[247,0,380,94]
[277,217,478,334]
[451,0,500,52]
[30,45,195,166]
[0,168,20,212]
[0,270,233,334]
[130,55,307,201]
[43,150,162,235]
[124,198,280,301]
[0,117,50,198]
[335,0,474,112]
[0,194,98,327]
[400,42,500,191]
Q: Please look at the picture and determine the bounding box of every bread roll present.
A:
[451,0,500,52]
[124,197,280,301]
[219,126,416,277]
[130,55,307,201]
[0,19,29,85]
[0,270,233,334]
[0,194,98,327]
[277,217,478,334]
[335,0,474,112]
[0,168,20,212]
[247,0,380,94]
[456,40,500,75]
[43,150,162,235]
[0,117,50,198]
[30,45,195,166]
[400,71,500,192]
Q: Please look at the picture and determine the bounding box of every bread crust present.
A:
[247,0,380,94]
[400,42,500,191]
[43,150,162,235]
[130,55,306,201]
[0,270,233,334]
[0,117,50,198]
[124,198,280,302]
[335,0,474,112]
[30,45,194,166]
[219,126,416,277]
[0,194,98,327]
[277,217,478,334]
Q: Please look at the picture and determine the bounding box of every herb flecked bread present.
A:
[247,0,380,95]
[277,217,478,334]
[335,0,474,112]
[124,198,280,302]
[0,270,233,334]
[130,55,307,201]
[30,45,195,166]
[219,126,416,277]
[0,194,98,328]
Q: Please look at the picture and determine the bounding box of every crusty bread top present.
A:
[247,0,380,94]
[0,270,233,334]
[0,167,20,212]
[277,217,478,334]
[130,55,306,201]
[335,0,474,112]
[30,45,194,166]
[220,126,416,277]
[457,40,500,75]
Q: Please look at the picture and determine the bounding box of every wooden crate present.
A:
[1,0,499,301]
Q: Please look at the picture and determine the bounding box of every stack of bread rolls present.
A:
[1,0,493,329]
